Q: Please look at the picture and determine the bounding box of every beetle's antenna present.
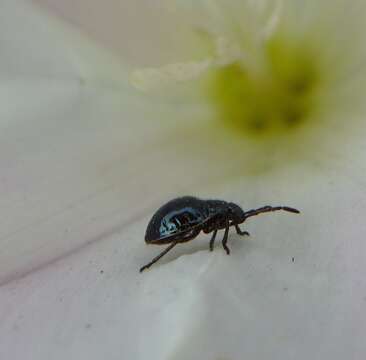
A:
[242,206,300,221]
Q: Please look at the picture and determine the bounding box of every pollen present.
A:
[208,36,321,138]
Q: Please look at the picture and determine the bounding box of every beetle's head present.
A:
[227,202,245,224]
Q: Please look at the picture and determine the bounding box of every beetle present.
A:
[140,196,300,272]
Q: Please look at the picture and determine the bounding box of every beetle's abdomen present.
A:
[145,196,208,243]
[159,207,204,236]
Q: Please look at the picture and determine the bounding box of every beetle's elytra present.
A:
[140,196,300,272]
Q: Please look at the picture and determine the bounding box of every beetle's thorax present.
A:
[205,200,244,222]
[205,200,228,215]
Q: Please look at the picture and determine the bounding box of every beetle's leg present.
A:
[209,229,218,251]
[222,219,231,255]
[140,241,179,273]
[235,224,250,236]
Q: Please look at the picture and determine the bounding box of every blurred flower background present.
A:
[1,1,366,359]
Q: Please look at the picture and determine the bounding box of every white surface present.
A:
[1,1,366,359]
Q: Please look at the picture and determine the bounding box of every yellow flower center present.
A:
[209,37,321,138]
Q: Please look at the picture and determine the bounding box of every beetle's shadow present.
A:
[154,233,254,267]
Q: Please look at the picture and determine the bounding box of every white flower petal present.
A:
[131,59,213,91]
[139,170,366,359]
[1,0,129,85]
[0,0,247,284]
[35,0,215,66]
[2,164,366,359]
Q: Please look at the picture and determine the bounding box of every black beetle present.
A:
[140,196,300,272]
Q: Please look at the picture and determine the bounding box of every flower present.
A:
[1,1,366,359]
